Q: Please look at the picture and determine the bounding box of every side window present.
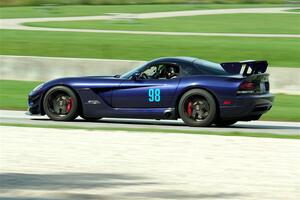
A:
[158,63,180,79]
[141,63,180,79]
[143,65,158,77]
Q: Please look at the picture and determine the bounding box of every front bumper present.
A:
[28,92,43,115]
[220,93,274,121]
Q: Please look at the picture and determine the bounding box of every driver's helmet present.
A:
[166,66,177,79]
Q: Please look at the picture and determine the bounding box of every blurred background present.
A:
[0,0,294,7]
[0,0,299,122]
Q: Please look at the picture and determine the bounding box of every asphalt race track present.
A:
[1,110,299,135]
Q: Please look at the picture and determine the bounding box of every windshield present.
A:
[120,62,148,79]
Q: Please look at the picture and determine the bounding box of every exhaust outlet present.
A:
[164,109,173,118]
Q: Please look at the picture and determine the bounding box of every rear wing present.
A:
[220,60,268,76]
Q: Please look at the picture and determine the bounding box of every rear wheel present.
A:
[215,120,238,127]
[178,89,217,127]
[43,86,78,121]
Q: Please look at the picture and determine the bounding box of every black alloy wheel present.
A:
[179,89,217,127]
[43,86,78,121]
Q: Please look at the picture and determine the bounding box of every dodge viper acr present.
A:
[28,57,274,127]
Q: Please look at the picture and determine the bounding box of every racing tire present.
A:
[215,120,238,127]
[178,89,217,127]
[43,86,79,121]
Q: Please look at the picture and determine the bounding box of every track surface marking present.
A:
[1,7,299,38]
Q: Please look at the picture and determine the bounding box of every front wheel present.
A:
[43,86,79,121]
[178,89,217,127]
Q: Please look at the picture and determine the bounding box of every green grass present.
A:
[0,80,42,110]
[26,14,300,34]
[0,4,286,19]
[261,94,300,122]
[1,123,299,140]
[1,30,299,67]
[0,80,299,122]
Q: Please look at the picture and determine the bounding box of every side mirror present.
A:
[114,74,121,78]
[131,72,141,80]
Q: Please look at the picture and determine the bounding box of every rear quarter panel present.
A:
[173,75,243,107]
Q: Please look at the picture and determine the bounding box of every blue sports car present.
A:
[28,57,274,127]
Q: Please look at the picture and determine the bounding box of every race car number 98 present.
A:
[148,89,160,102]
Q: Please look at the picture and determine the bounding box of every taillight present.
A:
[237,81,256,94]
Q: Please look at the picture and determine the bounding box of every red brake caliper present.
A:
[187,101,192,116]
[66,98,73,113]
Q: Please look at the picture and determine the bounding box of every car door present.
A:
[112,62,180,108]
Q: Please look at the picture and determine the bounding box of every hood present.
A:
[42,75,124,90]
[47,75,120,83]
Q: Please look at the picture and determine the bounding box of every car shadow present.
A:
[0,172,155,190]
[0,172,246,200]
[230,124,299,130]
[31,118,186,127]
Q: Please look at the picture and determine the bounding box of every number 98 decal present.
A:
[148,89,160,102]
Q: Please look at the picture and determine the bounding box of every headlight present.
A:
[32,83,44,92]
